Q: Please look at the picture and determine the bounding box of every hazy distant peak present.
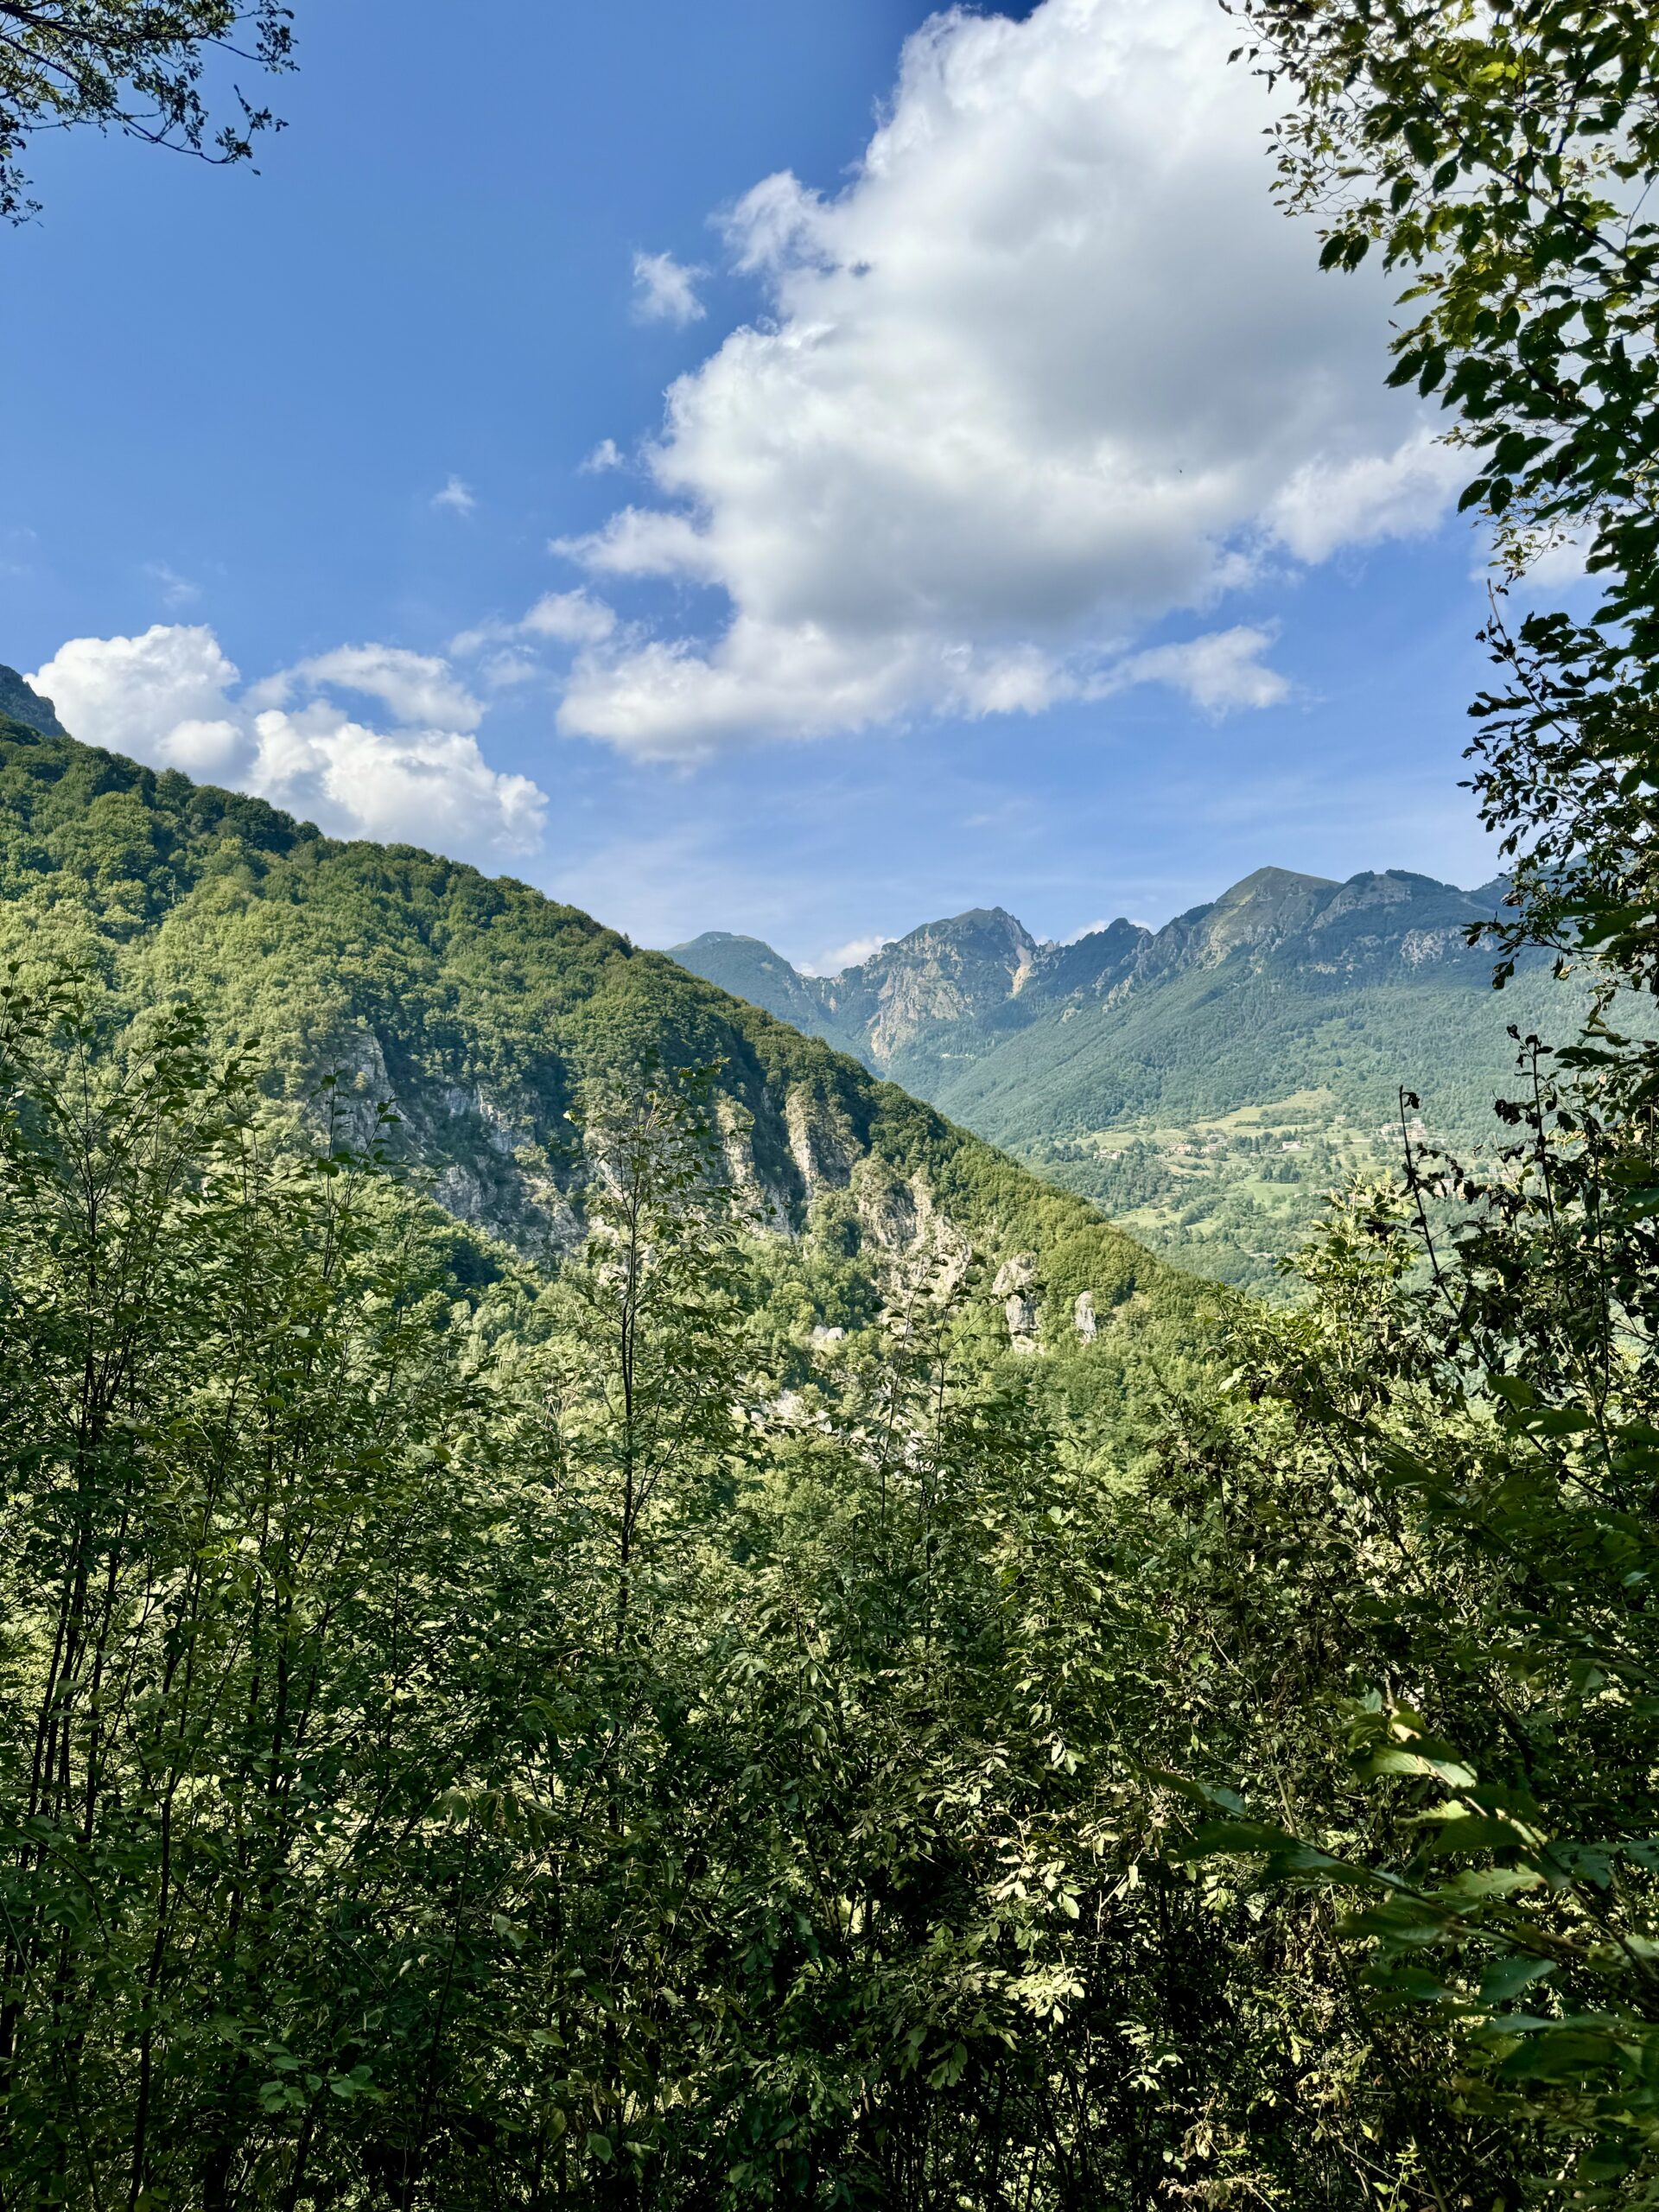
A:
[1208,865,1340,917]
[671,929,774,954]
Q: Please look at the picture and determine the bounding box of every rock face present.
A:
[785,1086,856,1196]
[319,1029,986,1283]
[1073,1291,1097,1342]
[0,693,1198,1363]
[818,909,1041,1067]
[669,869,1516,1093]
[992,1253,1041,1350]
[673,908,1042,1072]
[0,667,66,739]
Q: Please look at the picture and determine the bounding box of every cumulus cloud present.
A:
[559,0,1457,755]
[30,626,546,859]
[632,251,707,327]
[581,438,625,474]
[433,474,477,513]
[450,589,618,662]
[34,626,241,760]
[1111,626,1290,715]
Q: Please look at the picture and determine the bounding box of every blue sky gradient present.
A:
[1,0,1573,969]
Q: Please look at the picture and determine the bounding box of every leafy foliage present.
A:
[1153,7,1659,2202]
[1233,0,1659,631]
[0,0,294,220]
[0,971,1459,2207]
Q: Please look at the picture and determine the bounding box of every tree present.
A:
[0,974,560,2206]
[0,0,294,221]
[1231,0,1659,642]
[1160,10,1659,2199]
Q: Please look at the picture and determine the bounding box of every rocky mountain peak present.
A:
[1192,867,1341,956]
[821,906,1044,1064]
[0,664,67,740]
[668,861,1512,1088]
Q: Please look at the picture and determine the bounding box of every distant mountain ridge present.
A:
[671,863,1516,1085]
[671,864,1567,1292]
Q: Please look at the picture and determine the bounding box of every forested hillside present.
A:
[0,688,1203,1368]
[6,0,1659,2203]
[676,868,1567,1288]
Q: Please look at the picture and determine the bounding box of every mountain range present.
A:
[4,636,1567,1311]
[671,868,1571,1290]
[0,664,1209,1377]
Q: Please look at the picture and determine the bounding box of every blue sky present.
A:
[1,0,1572,970]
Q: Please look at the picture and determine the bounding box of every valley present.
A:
[672,872,1567,1290]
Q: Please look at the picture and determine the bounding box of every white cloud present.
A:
[161,717,245,774]
[720,171,826,277]
[450,589,619,663]
[276,644,485,731]
[632,251,707,327]
[248,704,545,850]
[1266,428,1465,563]
[561,0,1456,755]
[804,933,890,976]
[478,649,543,689]
[32,625,240,757]
[1112,625,1290,715]
[521,590,618,646]
[29,626,545,860]
[580,438,625,474]
[433,474,477,514]
[558,507,718,582]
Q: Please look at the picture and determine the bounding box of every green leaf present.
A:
[1480,1955,1557,2005]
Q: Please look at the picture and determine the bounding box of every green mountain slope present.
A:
[0,679,1209,1366]
[673,866,1573,1290]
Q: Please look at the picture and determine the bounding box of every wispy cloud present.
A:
[450,589,618,661]
[630,250,706,327]
[432,474,477,514]
[143,561,200,609]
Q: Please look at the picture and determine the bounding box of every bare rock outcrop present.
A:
[992,1253,1041,1350]
[785,1086,856,1197]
